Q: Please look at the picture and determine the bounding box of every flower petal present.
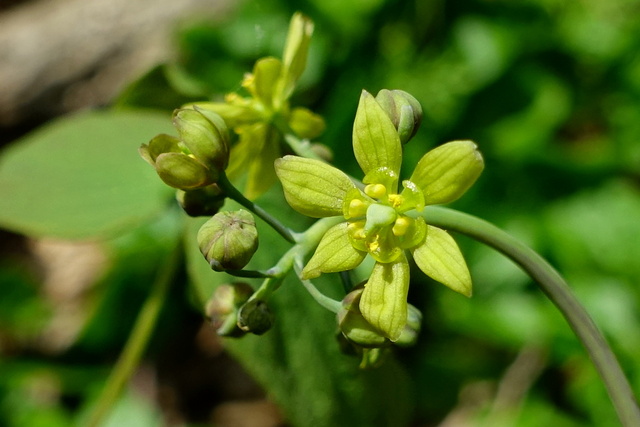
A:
[275,155,356,217]
[277,12,314,104]
[412,225,472,297]
[289,107,326,139]
[359,253,410,341]
[244,124,280,200]
[410,140,484,205]
[301,222,366,279]
[251,57,283,107]
[353,90,402,176]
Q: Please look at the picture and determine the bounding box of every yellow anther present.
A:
[388,194,404,208]
[392,217,412,236]
[225,93,239,103]
[364,184,387,199]
[241,73,255,88]
[348,199,367,217]
[368,240,380,252]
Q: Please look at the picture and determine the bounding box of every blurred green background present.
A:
[1,0,639,425]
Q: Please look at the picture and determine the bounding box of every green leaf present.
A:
[275,155,355,217]
[359,253,410,341]
[352,90,402,176]
[185,189,413,427]
[412,225,472,297]
[410,140,484,205]
[0,111,174,239]
[302,222,367,279]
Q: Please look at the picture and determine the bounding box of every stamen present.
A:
[388,194,404,207]
[367,237,380,252]
[364,183,387,199]
[392,217,412,236]
[348,199,367,218]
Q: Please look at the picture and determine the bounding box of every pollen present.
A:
[367,238,380,252]
[392,217,412,236]
[348,222,366,240]
[348,199,367,218]
[364,183,387,199]
[388,194,404,208]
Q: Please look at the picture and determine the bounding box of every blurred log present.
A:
[0,0,230,127]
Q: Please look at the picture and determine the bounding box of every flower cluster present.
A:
[276,90,484,341]
[193,12,325,199]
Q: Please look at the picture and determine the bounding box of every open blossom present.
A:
[193,12,325,200]
[275,90,484,340]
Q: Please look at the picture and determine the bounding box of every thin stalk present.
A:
[421,206,640,426]
[85,241,182,427]
[218,172,295,243]
[294,258,342,313]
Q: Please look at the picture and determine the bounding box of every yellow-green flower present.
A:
[275,90,484,341]
[193,13,325,199]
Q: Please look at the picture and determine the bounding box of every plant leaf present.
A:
[0,111,174,239]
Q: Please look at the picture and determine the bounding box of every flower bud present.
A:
[173,107,230,172]
[394,304,422,347]
[359,347,390,369]
[375,89,423,144]
[337,288,389,348]
[176,184,226,217]
[237,299,274,335]
[197,210,259,271]
[139,108,230,190]
[205,283,254,337]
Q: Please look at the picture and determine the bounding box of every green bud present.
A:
[394,304,422,347]
[173,107,230,172]
[359,347,390,369]
[237,299,274,335]
[140,134,214,189]
[205,283,254,337]
[176,184,226,217]
[337,288,389,348]
[375,89,423,144]
[139,108,231,190]
[197,210,259,271]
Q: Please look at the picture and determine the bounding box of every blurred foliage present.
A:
[2,0,640,425]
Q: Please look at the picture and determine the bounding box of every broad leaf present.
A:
[0,111,174,239]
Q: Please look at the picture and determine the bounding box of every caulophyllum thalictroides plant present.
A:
[136,12,640,426]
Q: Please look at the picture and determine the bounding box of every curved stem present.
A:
[421,206,640,426]
[294,257,342,313]
[86,240,182,427]
[218,172,295,243]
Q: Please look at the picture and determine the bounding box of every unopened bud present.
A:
[375,89,423,144]
[394,304,422,347]
[139,108,230,190]
[173,107,230,172]
[176,184,226,217]
[205,283,254,337]
[338,288,388,348]
[197,210,259,271]
[237,299,274,335]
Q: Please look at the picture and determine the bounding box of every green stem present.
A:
[86,241,181,427]
[294,258,342,313]
[218,172,295,244]
[421,206,640,426]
